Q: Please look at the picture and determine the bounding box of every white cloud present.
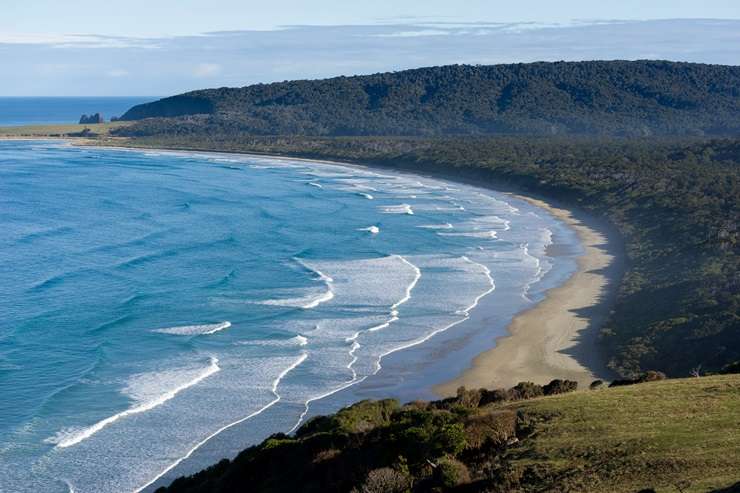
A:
[373,29,450,38]
[193,63,222,77]
[106,69,130,77]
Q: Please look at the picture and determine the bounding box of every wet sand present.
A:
[435,196,621,395]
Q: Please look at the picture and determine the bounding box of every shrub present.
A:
[463,410,518,448]
[543,379,578,395]
[609,370,667,387]
[436,423,468,456]
[510,382,544,400]
[354,467,411,493]
[436,457,471,488]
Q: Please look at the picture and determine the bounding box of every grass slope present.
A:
[0,122,129,138]
[507,375,740,492]
[157,375,740,493]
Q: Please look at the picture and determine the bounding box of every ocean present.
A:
[0,140,580,492]
[0,97,156,126]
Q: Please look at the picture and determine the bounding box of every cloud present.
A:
[1,19,739,96]
[193,63,222,77]
[0,33,159,49]
[373,29,450,38]
[106,69,130,77]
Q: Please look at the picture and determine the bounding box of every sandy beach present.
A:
[435,196,621,395]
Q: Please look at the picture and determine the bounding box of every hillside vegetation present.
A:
[111,135,740,378]
[118,61,740,137]
[155,374,740,493]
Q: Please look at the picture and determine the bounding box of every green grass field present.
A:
[0,122,129,138]
[505,375,740,492]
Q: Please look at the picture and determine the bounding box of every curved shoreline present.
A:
[0,139,623,490]
[79,140,622,393]
[436,195,620,394]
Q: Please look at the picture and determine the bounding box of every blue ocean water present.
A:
[0,97,156,126]
[0,141,579,492]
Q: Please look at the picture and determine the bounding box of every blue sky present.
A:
[2,1,739,96]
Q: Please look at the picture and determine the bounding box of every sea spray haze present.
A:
[0,141,579,492]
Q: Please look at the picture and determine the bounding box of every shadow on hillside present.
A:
[558,234,624,381]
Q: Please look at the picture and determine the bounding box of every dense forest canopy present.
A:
[120,60,740,137]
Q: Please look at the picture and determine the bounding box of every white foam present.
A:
[346,255,421,350]
[286,255,422,432]
[307,182,323,189]
[47,357,220,449]
[370,255,495,374]
[520,239,553,302]
[358,225,380,234]
[261,260,335,309]
[380,204,414,215]
[438,231,498,239]
[63,479,76,493]
[418,223,453,230]
[296,259,335,309]
[357,192,374,200]
[153,321,231,336]
[237,334,309,347]
[134,353,308,493]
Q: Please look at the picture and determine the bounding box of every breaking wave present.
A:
[153,322,231,336]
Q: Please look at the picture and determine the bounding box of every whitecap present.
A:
[380,204,414,215]
[153,321,231,336]
[438,230,498,239]
[134,353,307,493]
[46,357,220,448]
[236,335,309,347]
[418,223,453,230]
[357,225,380,234]
[260,259,334,309]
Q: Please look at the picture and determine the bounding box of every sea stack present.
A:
[79,113,104,124]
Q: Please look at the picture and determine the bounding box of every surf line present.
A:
[370,256,495,374]
[51,357,221,449]
[134,352,308,493]
[288,255,421,434]
[296,259,335,309]
[346,254,421,344]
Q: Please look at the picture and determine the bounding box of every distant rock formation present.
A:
[79,113,104,124]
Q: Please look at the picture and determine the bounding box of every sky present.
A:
[1,0,739,96]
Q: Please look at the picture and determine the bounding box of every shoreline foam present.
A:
[435,195,620,395]
[10,140,622,490]
[76,140,621,393]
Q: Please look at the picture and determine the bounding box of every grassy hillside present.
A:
[155,375,740,493]
[118,61,740,137]
[0,122,129,138]
[108,135,740,379]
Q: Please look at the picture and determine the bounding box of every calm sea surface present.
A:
[0,97,156,126]
[0,141,579,492]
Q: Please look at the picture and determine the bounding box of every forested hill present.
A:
[120,60,740,137]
